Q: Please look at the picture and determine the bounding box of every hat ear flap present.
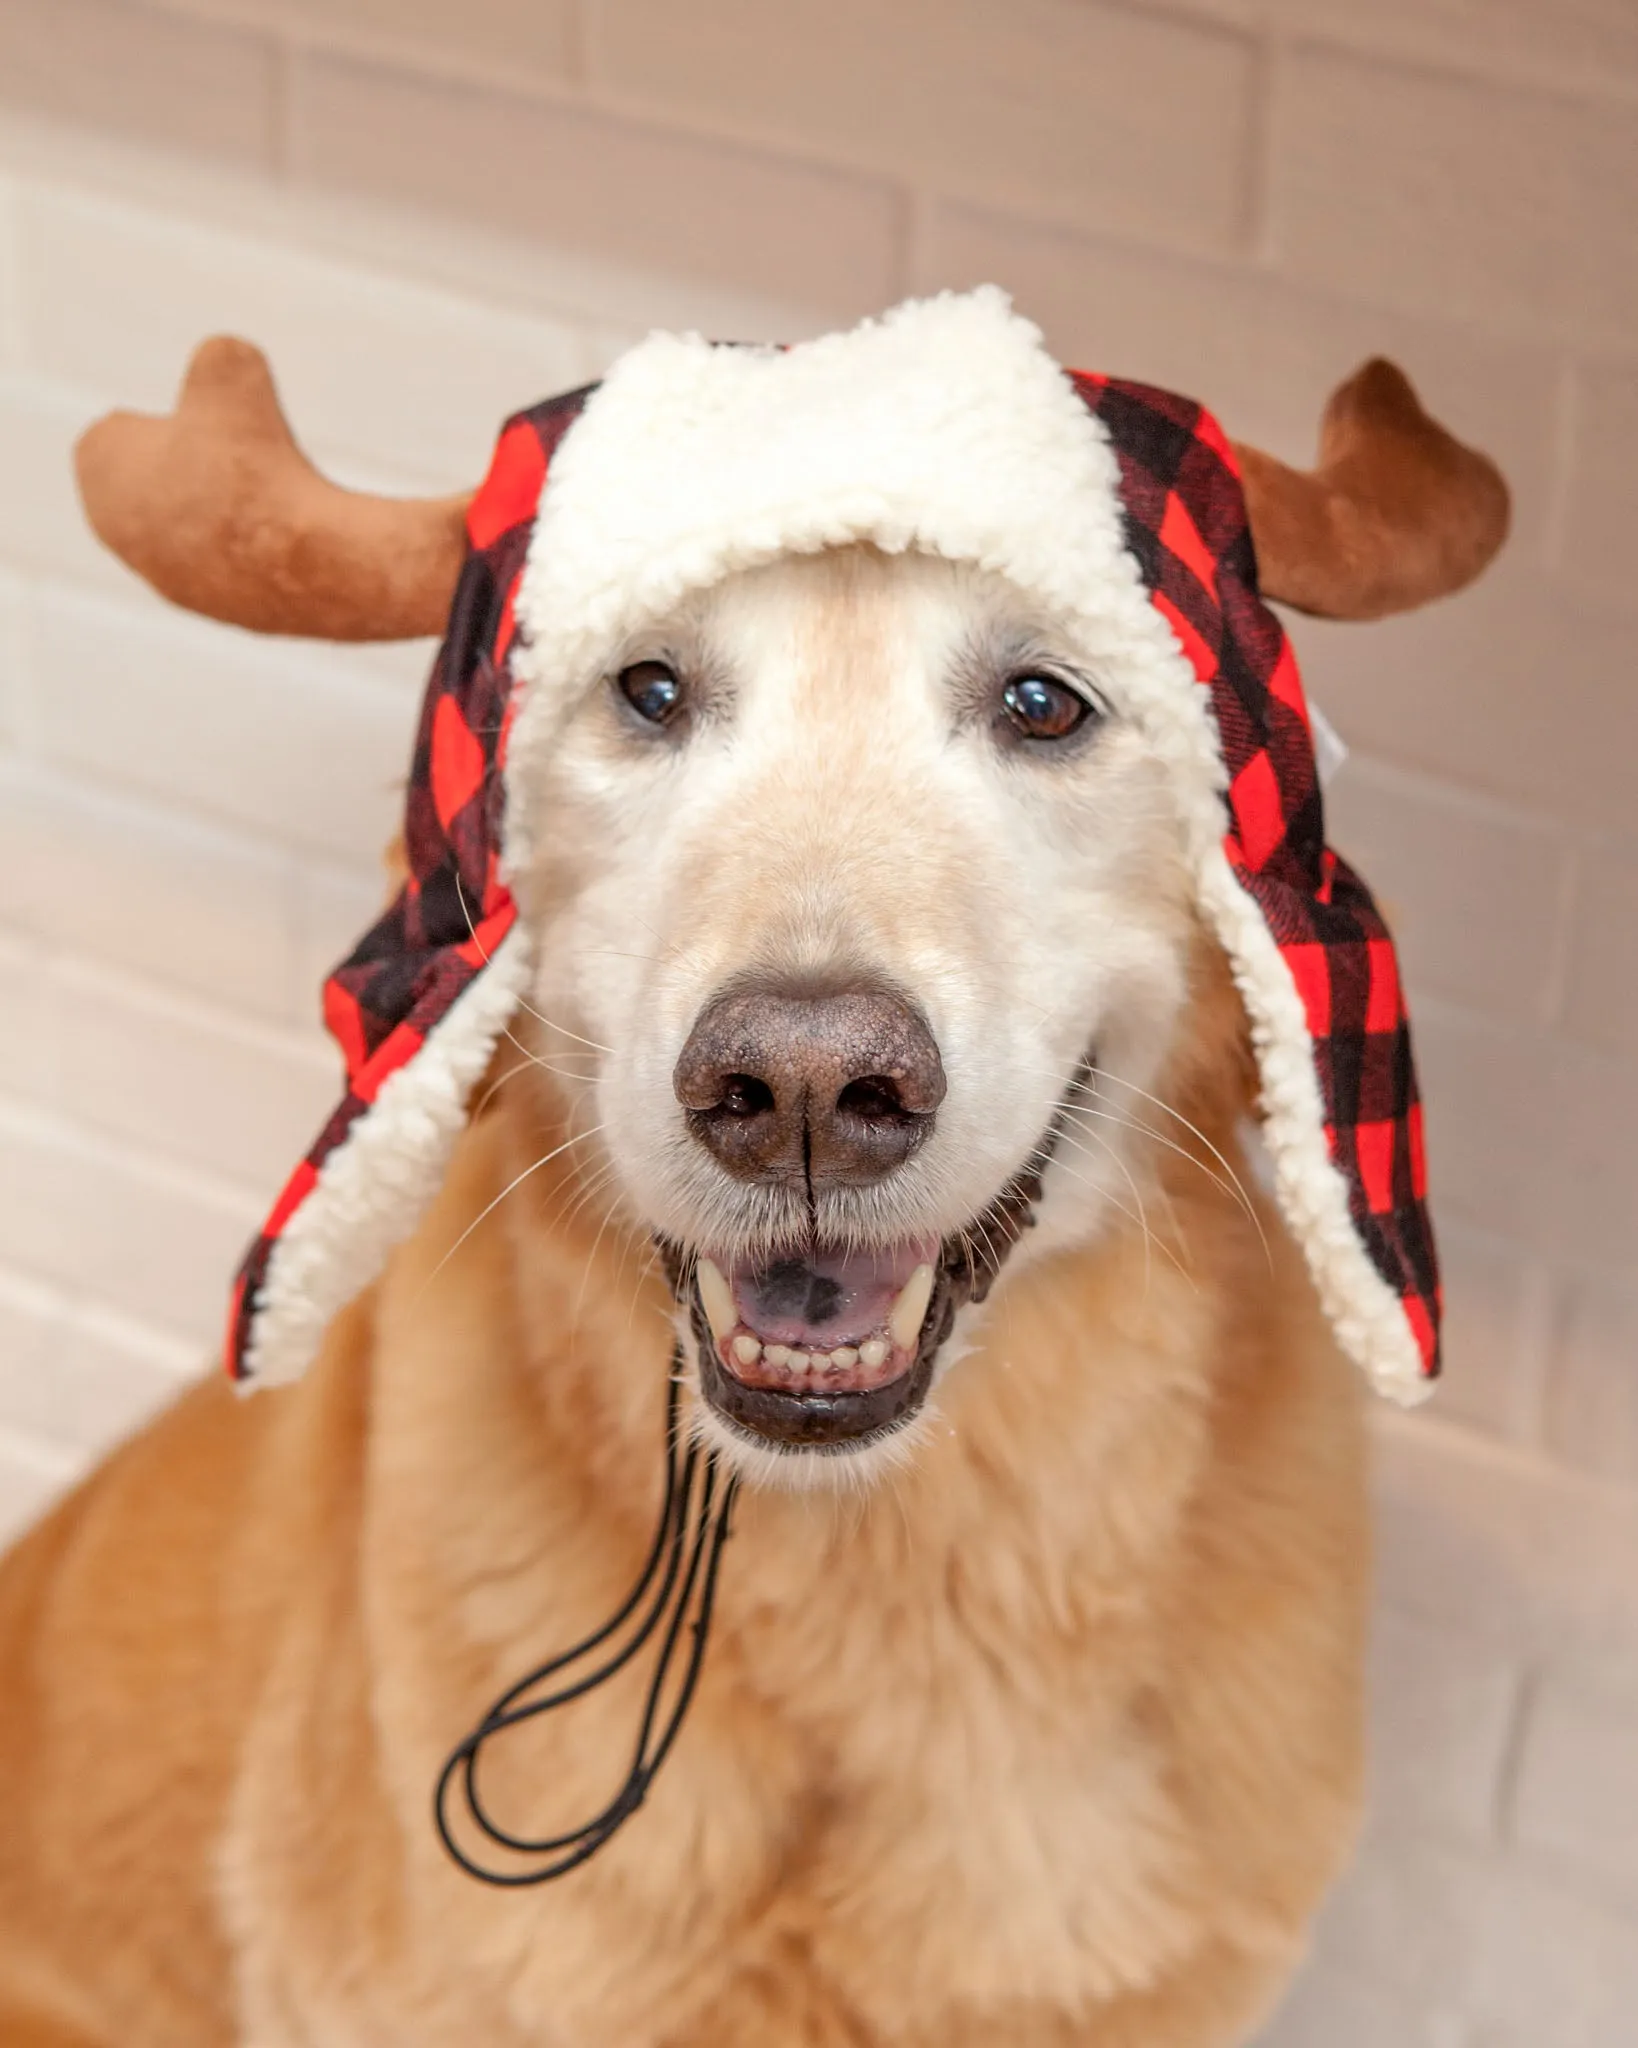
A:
[1076,371,1439,1401]
[1203,857,1437,1400]
[227,392,592,1387]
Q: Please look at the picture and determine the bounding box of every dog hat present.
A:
[76,291,1508,1404]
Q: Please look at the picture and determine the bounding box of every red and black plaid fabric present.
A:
[1073,373,1440,1377]
[228,361,1438,1384]
[225,388,591,1377]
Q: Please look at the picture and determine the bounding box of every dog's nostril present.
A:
[836,1075,910,1124]
[720,1074,775,1118]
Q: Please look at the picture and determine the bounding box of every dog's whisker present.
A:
[469,1058,534,1121]
[1060,1102,1255,1232]
[618,1224,669,1347]
[1087,1069,1266,1248]
[497,1023,603,1088]
[1068,1109,1263,1281]
[555,1166,619,1241]
[968,1209,1006,1283]
[423,1125,609,1286]
[570,1182,628,1338]
[551,1155,625,1242]
[453,873,617,1056]
[510,1001,614,1059]
[572,942,691,971]
[1048,1128,1192,1295]
[1004,1054,1271,1273]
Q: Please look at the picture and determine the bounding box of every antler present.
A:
[1232,358,1509,620]
[74,336,1508,639]
[73,337,470,640]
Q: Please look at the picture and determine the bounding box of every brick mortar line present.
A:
[268,23,1638,362]
[21,944,338,1070]
[1331,749,1588,852]
[0,1259,208,1372]
[0,687,395,895]
[1277,16,1638,114]
[0,1089,273,1216]
[7,83,1638,383]
[1489,1660,1538,1851]
[1374,1405,1638,1509]
[0,1422,82,1480]
[0,109,814,344]
[141,0,1638,116]
[278,18,922,218]
[8,3,1638,376]
[0,755,401,897]
[1411,988,1624,1069]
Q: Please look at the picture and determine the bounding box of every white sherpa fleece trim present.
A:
[240,925,533,1386]
[1200,858,1430,1405]
[501,285,1429,1402]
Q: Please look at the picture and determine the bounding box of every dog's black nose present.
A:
[674,982,946,1188]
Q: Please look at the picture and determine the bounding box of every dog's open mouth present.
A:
[692,1239,945,1447]
[665,1122,1066,1454]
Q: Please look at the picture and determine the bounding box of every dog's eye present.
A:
[1000,673,1094,742]
[617,660,684,726]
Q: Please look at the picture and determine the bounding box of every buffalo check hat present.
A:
[228,288,1438,1405]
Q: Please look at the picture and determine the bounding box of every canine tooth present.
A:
[697,1259,737,1344]
[888,1264,935,1352]
[731,1334,762,1367]
[764,1344,791,1367]
[786,1350,810,1372]
[830,1346,859,1369]
[859,1338,890,1370]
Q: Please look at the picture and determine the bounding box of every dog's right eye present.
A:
[1000,672,1095,743]
[617,660,685,727]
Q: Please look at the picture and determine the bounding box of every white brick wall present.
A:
[0,4,1633,2039]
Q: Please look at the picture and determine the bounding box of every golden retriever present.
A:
[0,293,1508,2046]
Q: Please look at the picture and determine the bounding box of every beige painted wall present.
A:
[0,2,1635,2040]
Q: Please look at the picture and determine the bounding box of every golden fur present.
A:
[0,968,1366,2047]
[0,547,1369,2044]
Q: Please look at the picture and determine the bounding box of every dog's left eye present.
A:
[617,660,685,726]
[1000,673,1094,742]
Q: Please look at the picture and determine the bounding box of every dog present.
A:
[0,292,1507,2046]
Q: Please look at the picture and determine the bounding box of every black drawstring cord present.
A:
[433,1361,740,1886]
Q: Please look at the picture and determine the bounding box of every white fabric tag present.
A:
[1310,702,1349,789]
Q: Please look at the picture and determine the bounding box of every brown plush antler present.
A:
[74,336,1507,639]
[1232,358,1509,620]
[73,337,470,640]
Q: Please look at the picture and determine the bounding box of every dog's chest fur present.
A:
[232,1502,1204,2048]
[214,1103,1353,2048]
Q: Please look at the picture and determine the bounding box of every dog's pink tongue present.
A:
[731,1241,938,1347]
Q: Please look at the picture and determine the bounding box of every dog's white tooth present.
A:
[764,1344,791,1367]
[859,1337,890,1370]
[697,1259,736,1344]
[731,1334,761,1367]
[786,1350,810,1373]
[888,1264,935,1353]
[830,1346,859,1370]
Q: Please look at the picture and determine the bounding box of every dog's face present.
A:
[520,545,1201,1481]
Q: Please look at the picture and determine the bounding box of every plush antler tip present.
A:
[186,332,269,380]
[177,334,299,447]
[72,334,471,640]
[1321,356,1421,440]
[1236,356,1511,620]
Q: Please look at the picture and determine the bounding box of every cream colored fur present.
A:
[0,547,1369,2046]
